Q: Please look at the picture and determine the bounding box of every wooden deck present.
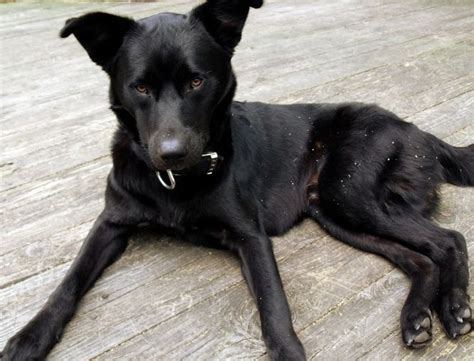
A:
[1,0,473,359]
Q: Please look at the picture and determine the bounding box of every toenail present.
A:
[456,316,464,323]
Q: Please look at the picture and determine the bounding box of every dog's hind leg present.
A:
[307,203,439,347]
[374,217,471,339]
[313,186,471,341]
[310,105,472,342]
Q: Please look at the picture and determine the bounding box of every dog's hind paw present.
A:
[401,308,433,348]
[438,288,472,339]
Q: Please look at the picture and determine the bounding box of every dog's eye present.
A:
[135,84,149,94]
[190,78,203,89]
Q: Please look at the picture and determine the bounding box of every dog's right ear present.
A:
[60,12,136,70]
[191,0,263,56]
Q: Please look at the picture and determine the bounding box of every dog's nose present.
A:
[159,139,188,162]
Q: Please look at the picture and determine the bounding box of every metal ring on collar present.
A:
[157,169,176,190]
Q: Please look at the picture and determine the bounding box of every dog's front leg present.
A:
[237,234,306,361]
[1,212,132,361]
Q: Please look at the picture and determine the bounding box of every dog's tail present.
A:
[431,135,474,187]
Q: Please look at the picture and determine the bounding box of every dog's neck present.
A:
[205,76,236,160]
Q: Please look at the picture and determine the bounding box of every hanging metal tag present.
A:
[157,169,176,190]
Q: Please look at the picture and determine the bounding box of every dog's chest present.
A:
[150,197,229,245]
[151,198,205,232]
[154,206,189,231]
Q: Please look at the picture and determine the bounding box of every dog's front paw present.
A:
[266,332,306,361]
[1,331,43,361]
[1,321,58,361]
[269,345,306,361]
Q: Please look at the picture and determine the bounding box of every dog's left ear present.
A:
[191,0,263,55]
[60,12,136,70]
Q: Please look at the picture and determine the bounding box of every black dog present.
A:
[2,0,473,359]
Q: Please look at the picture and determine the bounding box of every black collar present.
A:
[156,152,224,190]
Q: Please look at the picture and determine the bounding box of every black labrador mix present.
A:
[2,1,473,360]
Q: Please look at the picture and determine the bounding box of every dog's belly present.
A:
[261,150,327,237]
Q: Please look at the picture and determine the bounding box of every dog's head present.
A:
[60,0,263,171]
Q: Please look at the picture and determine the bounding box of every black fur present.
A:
[2,1,472,360]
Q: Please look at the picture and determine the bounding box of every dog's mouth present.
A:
[150,153,204,174]
[150,159,190,173]
[138,143,193,172]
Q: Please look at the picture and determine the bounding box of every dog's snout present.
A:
[159,139,188,162]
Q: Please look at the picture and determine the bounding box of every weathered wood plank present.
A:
[282,44,474,119]
[407,91,474,138]
[241,30,473,103]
